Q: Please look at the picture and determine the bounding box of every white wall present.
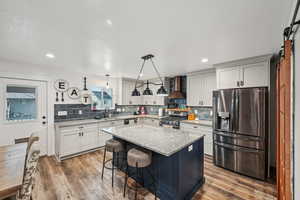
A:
[0,60,120,155]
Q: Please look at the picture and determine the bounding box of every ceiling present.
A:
[0,0,294,79]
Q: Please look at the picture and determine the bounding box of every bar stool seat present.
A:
[105,139,124,152]
[101,139,125,187]
[124,148,156,200]
[127,148,152,168]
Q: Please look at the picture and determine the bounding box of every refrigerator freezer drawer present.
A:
[214,131,265,150]
[213,142,266,180]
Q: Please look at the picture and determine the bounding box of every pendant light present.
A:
[105,74,110,89]
[131,54,168,96]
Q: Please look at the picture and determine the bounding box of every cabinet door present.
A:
[203,73,216,106]
[81,129,99,151]
[187,75,204,106]
[61,132,80,156]
[217,67,241,89]
[98,131,112,147]
[241,62,269,87]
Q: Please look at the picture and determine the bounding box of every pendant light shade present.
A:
[157,85,168,96]
[143,87,153,95]
[131,88,141,96]
[143,81,153,95]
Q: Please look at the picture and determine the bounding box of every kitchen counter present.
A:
[54,114,165,128]
[102,124,205,156]
[181,119,212,127]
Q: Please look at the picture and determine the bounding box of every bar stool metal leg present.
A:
[101,147,107,180]
[123,164,129,197]
[112,150,115,187]
[135,162,138,200]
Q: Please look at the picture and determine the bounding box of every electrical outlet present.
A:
[188,145,193,152]
[58,111,68,116]
[78,110,82,115]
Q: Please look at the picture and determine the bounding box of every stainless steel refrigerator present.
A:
[212,87,268,180]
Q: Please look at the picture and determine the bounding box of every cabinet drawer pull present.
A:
[237,81,240,87]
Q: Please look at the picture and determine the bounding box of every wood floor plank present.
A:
[33,150,276,200]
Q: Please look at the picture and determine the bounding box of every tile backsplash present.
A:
[188,106,213,121]
[115,105,166,116]
[54,104,212,122]
[54,104,166,122]
[54,104,113,122]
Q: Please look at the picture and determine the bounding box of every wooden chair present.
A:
[7,134,40,200]
[15,144,40,200]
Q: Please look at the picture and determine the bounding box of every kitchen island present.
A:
[102,125,205,200]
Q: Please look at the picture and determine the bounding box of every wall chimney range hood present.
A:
[169,76,185,99]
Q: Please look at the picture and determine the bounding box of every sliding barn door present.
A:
[277,40,292,200]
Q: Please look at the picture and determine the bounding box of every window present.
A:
[6,86,37,121]
[90,87,113,110]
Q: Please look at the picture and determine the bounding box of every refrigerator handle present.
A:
[229,90,235,132]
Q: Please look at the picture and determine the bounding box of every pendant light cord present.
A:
[150,58,163,85]
[134,59,146,88]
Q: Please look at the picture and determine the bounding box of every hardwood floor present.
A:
[33,150,276,200]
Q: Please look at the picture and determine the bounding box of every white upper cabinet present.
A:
[215,55,271,89]
[216,67,241,89]
[241,62,269,87]
[119,78,142,105]
[187,71,216,107]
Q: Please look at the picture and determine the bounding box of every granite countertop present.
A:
[102,125,205,156]
[181,120,213,127]
[55,114,165,127]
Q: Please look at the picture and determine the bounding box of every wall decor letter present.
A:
[67,87,80,99]
[81,94,91,105]
[54,79,69,92]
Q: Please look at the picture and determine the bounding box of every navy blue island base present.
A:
[114,137,205,200]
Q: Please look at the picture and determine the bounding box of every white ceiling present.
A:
[0,0,294,78]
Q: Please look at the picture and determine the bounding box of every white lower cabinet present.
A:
[56,120,124,161]
[61,131,81,157]
[181,123,213,156]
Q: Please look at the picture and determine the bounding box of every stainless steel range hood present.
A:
[169,76,184,99]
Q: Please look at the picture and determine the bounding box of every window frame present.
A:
[4,84,39,123]
[90,87,114,110]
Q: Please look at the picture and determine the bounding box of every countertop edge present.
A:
[101,127,205,157]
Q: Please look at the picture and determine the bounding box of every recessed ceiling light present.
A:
[106,19,112,26]
[201,58,208,63]
[45,53,55,59]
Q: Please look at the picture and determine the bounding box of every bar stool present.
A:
[101,138,125,187]
[123,148,157,200]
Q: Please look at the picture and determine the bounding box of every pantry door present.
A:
[0,78,48,155]
[276,40,292,200]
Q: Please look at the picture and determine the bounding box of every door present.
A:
[234,88,267,137]
[217,67,241,89]
[0,78,48,155]
[241,62,269,87]
[213,89,235,132]
[276,40,292,200]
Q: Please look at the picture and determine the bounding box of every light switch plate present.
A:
[58,111,68,116]
[188,145,193,152]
